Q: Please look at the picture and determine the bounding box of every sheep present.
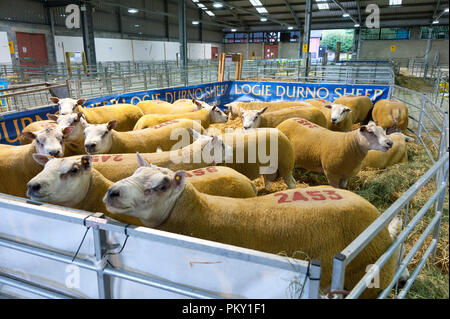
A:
[0,126,74,197]
[67,132,235,182]
[333,94,373,124]
[20,113,87,156]
[26,154,257,225]
[103,164,397,299]
[173,98,198,106]
[133,106,227,130]
[136,99,199,115]
[226,101,314,120]
[195,128,297,189]
[372,99,409,134]
[82,118,205,155]
[77,103,144,131]
[240,106,328,130]
[362,133,415,169]
[276,118,393,188]
[50,97,86,115]
[305,98,353,132]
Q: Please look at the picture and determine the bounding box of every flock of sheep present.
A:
[0,94,412,298]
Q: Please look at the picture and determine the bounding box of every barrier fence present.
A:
[0,80,448,299]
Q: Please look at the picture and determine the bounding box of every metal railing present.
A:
[330,85,449,299]
[0,193,321,299]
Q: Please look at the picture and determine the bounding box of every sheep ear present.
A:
[107,120,117,131]
[22,131,37,140]
[359,125,367,132]
[62,126,74,136]
[50,97,59,104]
[173,171,187,189]
[47,113,59,121]
[258,106,268,115]
[324,104,332,109]
[136,152,149,167]
[77,99,85,105]
[212,105,217,111]
[32,154,52,166]
[81,155,92,169]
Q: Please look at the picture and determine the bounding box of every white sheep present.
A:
[276,118,393,188]
[50,97,86,115]
[0,126,74,197]
[103,163,397,299]
[82,118,204,155]
[26,154,257,224]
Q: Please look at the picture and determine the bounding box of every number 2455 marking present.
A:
[274,190,343,203]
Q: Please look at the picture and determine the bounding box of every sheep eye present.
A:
[70,167,79,174]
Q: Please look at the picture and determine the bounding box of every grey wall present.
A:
[359,39,449,65]
[0,0,224,66]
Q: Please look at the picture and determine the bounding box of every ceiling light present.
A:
[260,17,268,22]
[192,0,199,2]
[432,20,439,24]
[205,10,215,16]
[213,2,223,8]
[128,8,139,14]
[445,8,449,13]
[231,28,237,32]
[288,26,294,30]
[256,7,268,14]
[192,20,200,25]
[317,3,329,10]
[389,0,402,5]
[250,0,263,6]
[343,13,350,17]
[134,24,139,27]
[354,23,360,27]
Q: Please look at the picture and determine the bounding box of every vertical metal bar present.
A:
[92,226,111,299]
[417,95,426,138]
[307,259,321,299]
[178,0,187,68]
[302,0,312,78]
[330,253,347,299]
[81,3,97,67]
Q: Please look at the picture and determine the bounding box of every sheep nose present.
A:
[49,150,60,157]
[85,143,96,151]
[331,119,337,123]
[108,188,121,199]
[28,183,41,192]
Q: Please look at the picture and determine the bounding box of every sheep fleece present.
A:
[78,103,144,131]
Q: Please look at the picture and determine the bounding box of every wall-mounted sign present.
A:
[303,44,308,53]
[8,41,14,54]
[390,45,396,52]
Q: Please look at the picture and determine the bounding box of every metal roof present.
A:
[189,0,450,32]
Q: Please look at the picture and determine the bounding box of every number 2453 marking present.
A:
[274,190,343,203]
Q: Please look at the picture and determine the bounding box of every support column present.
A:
[199,9,203,43]
[302,0,312,77]
[46,6,57,65]
[81,2,97,67]
[178,0,187,67]
[164,1,169,40]
[423,26,433,78]
[352,28,361,60]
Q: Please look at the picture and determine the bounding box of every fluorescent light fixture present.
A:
[205,10,215,16]
[343,13,350,17]
[134,24,139,27]
[192,0,199,2]
[389,0,402,5]
[260,17,268,22]
[231,28,237,32]
[197,3,205,8]
[192,20,200,25]
[138,32,142,35]
[213,2,223,8]
[445,8,449,13]
[354,23,360,27]
[250,0,263,6]
[128,8,139,14]
[288,26,294,30]
[317,3,329,10]
[256,7,268,14]
[432,20,439,24]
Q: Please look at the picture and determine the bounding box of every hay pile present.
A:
[396,73,434,93]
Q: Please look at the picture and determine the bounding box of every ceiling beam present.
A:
[330,0,359,25]
[282,0,301,27]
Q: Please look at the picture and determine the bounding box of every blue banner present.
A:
[0,80,389,145]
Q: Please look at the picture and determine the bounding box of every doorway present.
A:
[15,32,49,68]
[211,47,219,59]
[264,44,278,59]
